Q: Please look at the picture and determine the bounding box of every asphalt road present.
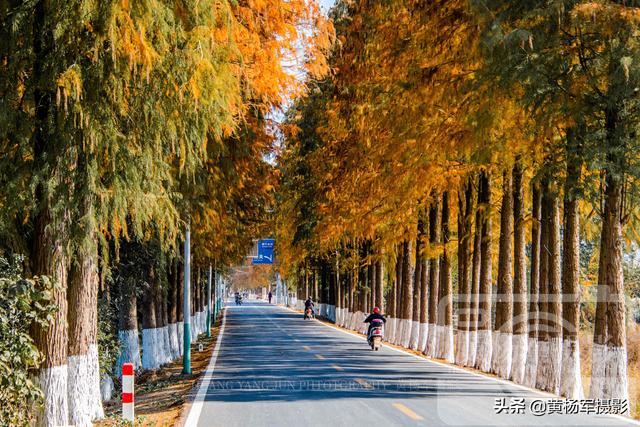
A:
[191,301,635,427]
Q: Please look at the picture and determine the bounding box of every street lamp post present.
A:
[182,225,192,375]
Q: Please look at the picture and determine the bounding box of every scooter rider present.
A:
[364,307,385,341]
[304,296,315,315]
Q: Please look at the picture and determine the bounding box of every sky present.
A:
[318,0,336,14]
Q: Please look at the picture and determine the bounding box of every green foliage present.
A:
[0,255,55,426]
[97,293,119,376]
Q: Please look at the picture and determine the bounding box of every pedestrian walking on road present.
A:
[268,291,273,304]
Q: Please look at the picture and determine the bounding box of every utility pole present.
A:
[207,263,212,337]
[182,225,192,374]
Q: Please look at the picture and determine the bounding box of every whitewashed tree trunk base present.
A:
[418,323,428,352]
[168,323,180,360]
[116,329,141,377]
[100,373,114,402]
[455,330,469,366]
[589,343,606,399]
[491,331,512,379]
[437,325,454,362]
[536,340,550,391]
[523,337,538,387]
[409,321,420,350]
[548,337,562,394]
[399,319,412,348]
[604,344,629,412]
[385,318,395,342]
[475,329,492,372]
[425,323,437,357]
[510,333,528,384]
[162,325,171,364]
[68,344,104,425]
[191,315,198,340]
[560,338,584,399]
[35,365,69,427]
[142,328,162,370]
[466,330,477,367]
[391,317,402,345]
[359,312,368,334]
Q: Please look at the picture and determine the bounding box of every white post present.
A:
[122,363,134,422]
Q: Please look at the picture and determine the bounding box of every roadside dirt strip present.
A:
[96,310,225,427]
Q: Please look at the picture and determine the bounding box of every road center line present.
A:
[392,403,424,421]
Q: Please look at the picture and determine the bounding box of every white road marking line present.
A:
[184,310,227,427]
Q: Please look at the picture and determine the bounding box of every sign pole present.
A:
[182,225,192,375]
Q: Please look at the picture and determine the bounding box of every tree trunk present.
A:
[547,182,563,394]
[336,254,342,325]
[410,223,424,350]
[475,171,493,372]
[492,170,513,379]
[400,239,415,348]
[167,261,180,360]
[560,128,585,399]
[524,184,541,387]
[31,208,70,427]
[391,246,403,343]
[436,192,454,362]
[375,258,384,311]
[68,235,104,424]
[386,249,399,343]
[418,241,429,353]
[536,177,562,393]
[425,198,441,357]
[455,180,473,366]
[601,175,628,403]
[313,266,319,302]
[177,260,184,357]
[511,162,528,384]
[30,2,70,422]
[116,253,141,377]
[590,108,629,405]
[304,261,309,301]
[467,181,482,367]
[141,265,160,370]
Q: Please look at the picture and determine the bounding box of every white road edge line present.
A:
[281,305,640,426]
[184,307,228,427]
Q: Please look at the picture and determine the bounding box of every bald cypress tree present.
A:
[492,170,513,379]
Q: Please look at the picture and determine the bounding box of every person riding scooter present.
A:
[304,297,315,317]
[364,307,385,343]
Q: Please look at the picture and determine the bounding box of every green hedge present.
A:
[0,255,55,426]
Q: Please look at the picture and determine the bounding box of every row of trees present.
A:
[276,0,640,412]
[0,1,331,425]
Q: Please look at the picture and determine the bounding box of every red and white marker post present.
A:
[122,362,135,422]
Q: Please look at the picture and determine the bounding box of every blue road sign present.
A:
[252,239,275,265]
